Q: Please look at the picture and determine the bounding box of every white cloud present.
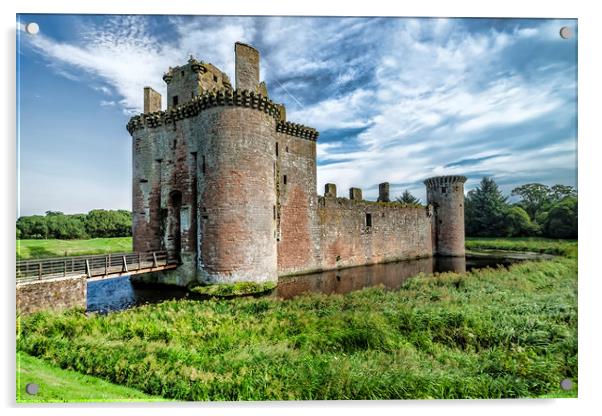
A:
[99,100,116,106]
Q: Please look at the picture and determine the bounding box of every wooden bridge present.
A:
[16,251,178,283]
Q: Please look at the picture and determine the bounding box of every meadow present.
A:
[17,238,577,401]
[17,352,163,403]
[16,237,132,260]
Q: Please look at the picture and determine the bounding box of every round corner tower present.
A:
[424,175,467,257]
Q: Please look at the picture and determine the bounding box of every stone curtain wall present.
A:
[17,275,86,314]
[314,198,433,272]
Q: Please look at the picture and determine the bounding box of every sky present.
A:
[16,15,577,216]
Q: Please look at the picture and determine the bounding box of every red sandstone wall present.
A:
[197,107,278,283]
[316,198,433,272]
[425,176,466,256]
[275,132,322,275]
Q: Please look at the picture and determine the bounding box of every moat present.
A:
[86,251,552,313]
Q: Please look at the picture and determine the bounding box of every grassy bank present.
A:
[17,351,164,403]
[466,237,577,258]
[18,253,577,400]
[16,237,132,260]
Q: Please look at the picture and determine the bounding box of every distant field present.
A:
[16,237,133,260]
[466,237,577,258]
[16,352,164,403]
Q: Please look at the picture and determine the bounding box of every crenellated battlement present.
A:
[424,175,467,188]
[128,88,318,141]
[276,121,319,141]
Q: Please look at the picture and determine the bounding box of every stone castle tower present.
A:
[127,42,466,287]
[425,175,467,256]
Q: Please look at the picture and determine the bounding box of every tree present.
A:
[504,206,539,237]
[544,197,577,239]
[511,183,550,220]
[464,177,509,237]
[396,190,421,205]
[16,215,48,239]
[549,184,577,203]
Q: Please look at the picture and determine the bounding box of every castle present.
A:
[127,42,466,287]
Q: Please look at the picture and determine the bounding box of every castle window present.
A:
[139,179,148,183]
[275,142,279,156]
[273,205,276,220]
[213,75,218,82]
[181,70,185,77]
[366,213,372,227]
[441,186,447,194]
[286,145,289,152]
[173,95,179,106]
[202,155,206,174]
[283,175,287,185]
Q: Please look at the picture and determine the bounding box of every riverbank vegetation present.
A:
[18,245,577,400]
[16,237,132,260]
[466,237,577,258]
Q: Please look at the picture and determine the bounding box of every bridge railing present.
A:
[16,251,175,283]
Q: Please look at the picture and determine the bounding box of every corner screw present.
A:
[25,22,40,35]
[560,378,573,391]
[559,26,571,39]
[25,383,39,395]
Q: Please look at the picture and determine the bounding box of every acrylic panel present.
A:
[16,14,578,402]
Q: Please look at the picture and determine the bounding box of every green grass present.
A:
[16,237,133,260]
[16,351,165,403]
[18,253,577,400]
[466,237,577,258]
[190,281,277,297]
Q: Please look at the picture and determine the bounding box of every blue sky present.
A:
[16,15,577,216]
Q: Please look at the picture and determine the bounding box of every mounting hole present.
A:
[559,26,571,39]
[560,378,573,391]
[25,383,39,395]
[25,22,40,35]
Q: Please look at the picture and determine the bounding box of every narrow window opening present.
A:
[286,145,289,152]
[441,186,447,194]
[202,155,206,174]
[139,179,148,183]
[213,75,218,82]
[181,70,185,77]
[273,205,276,220]
[366,213,372,227]
[172,95,179,106]
[283,175,287,185]
[275,142,279,156]
[191,91,195,98]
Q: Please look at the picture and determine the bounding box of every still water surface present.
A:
[87,252,550,313]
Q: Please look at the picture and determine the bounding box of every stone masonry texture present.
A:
[17,275,86,314]
[127,43,466,286]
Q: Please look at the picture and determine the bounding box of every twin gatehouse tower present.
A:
[127,42,466,287]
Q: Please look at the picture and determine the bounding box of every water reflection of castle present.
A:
[275,256,467,299]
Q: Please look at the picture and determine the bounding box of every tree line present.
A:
[465,178,577,239]
[16,210,132,240]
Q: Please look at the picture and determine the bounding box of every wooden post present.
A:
[138,252,142,270]
[122,255,128,273]
[85,259,91,278]
[71,258,74,273]
[38,262,42,280]
[152,252,158,268]
[108,254,111,273]
[64,259,67,277]
[105,255,109,275]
